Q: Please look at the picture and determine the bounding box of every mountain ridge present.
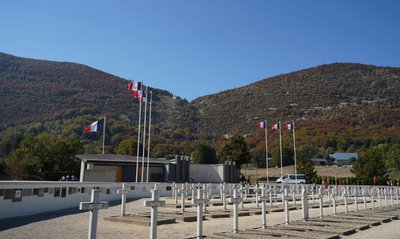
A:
[1,52,399,142]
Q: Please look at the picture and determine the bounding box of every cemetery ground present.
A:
[244,165,354,183]
[1,187,400,239]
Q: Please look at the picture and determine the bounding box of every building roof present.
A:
[329,153,358,161]
[76,154,171,165]
[311,158,328,162]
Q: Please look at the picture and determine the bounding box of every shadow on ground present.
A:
[0,198,138,231]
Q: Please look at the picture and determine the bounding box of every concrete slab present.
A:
[289,220,357,235]
[103,214,176,226]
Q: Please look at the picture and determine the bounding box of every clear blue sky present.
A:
[1,0,399,101]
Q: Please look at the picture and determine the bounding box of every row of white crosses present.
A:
[79,183,400,239]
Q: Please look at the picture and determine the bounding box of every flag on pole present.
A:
[127,81,134,91]
[84,119,105,133]
[258,121,266,129]
[285,123,293,130]
[271,122,280,129]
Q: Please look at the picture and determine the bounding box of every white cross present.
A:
[230,184,242,233]
[179,184,188,213]
[301,187,309,220]
[79,189,109,239]
[117,183,131,217]
[193,187,210,239]
[144,184,166,239]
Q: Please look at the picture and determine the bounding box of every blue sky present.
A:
[1,0,399,101]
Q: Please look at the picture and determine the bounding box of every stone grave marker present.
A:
[144,184,166,239]
[79,189,109,239]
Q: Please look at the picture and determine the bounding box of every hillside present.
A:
[1,52,400,151]
[0,52,190,131]
[193,63,400,137]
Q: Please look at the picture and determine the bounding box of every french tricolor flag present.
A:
[85,119,105,133]
[285,123,293,130]
[271,123,280,129]
[258,121,266,129]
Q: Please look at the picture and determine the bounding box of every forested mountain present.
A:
[193,63,400,134]
[1,52,400,159]
[0,52,190,131]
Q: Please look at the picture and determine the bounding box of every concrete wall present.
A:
[85,165,118,182]
[0,181,222,220]
[0,181,171,220]
[190,164,224,183]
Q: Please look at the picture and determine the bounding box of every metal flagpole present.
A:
[146,91,153,183]
[135,81,143,183]
[292,122,297,185]
[264,120,269,184]
[141,86,148,183]
[279,121,283,179]
[102,117,106,155]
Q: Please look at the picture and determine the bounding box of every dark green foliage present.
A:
[269,147,293,168]
[191,144,217,164]
[219,135,251,168]
[351,145,388,185]
[296,145,317,183]
[4,133,84,180]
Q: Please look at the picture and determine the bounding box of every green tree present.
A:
[219,135,250,168]
[4,132,83,180]
[296,145,317,183]
[191,144,217,164]
[269,147,293,168]
[351,145,388,185]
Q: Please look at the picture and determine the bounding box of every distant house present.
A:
[329,152,358,166]
[311,158,328,166]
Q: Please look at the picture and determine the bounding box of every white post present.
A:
[260,185,268,229]
[292,122,297,186]
[301,187,309,220]
[144,184,166,239]
[146,91,153,182]
[222,183,228,211]
[279,121,283,178]
[79,189,109,239]
[135,82,143,182]
[362,187,367,210]
[102,117,106,155]
[343,188,348,213]
[284,186,290,224]
[141,86,148,182]
[255,184,260,208]
[354,187,358,212]
[332,188,337,215]
[180,184,187,213]
[230,184,242,233]
[264,120,269,184]
[318,187,324,218]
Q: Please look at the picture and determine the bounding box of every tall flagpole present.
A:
[146,91,153,183]
[292,121,297,186]
[264,120,269,184]
[279,121,283,179]
[135,81,143,183]
[102,117,106,155]
[141,86,148,183]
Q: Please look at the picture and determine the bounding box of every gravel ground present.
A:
[1,196,399,239]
